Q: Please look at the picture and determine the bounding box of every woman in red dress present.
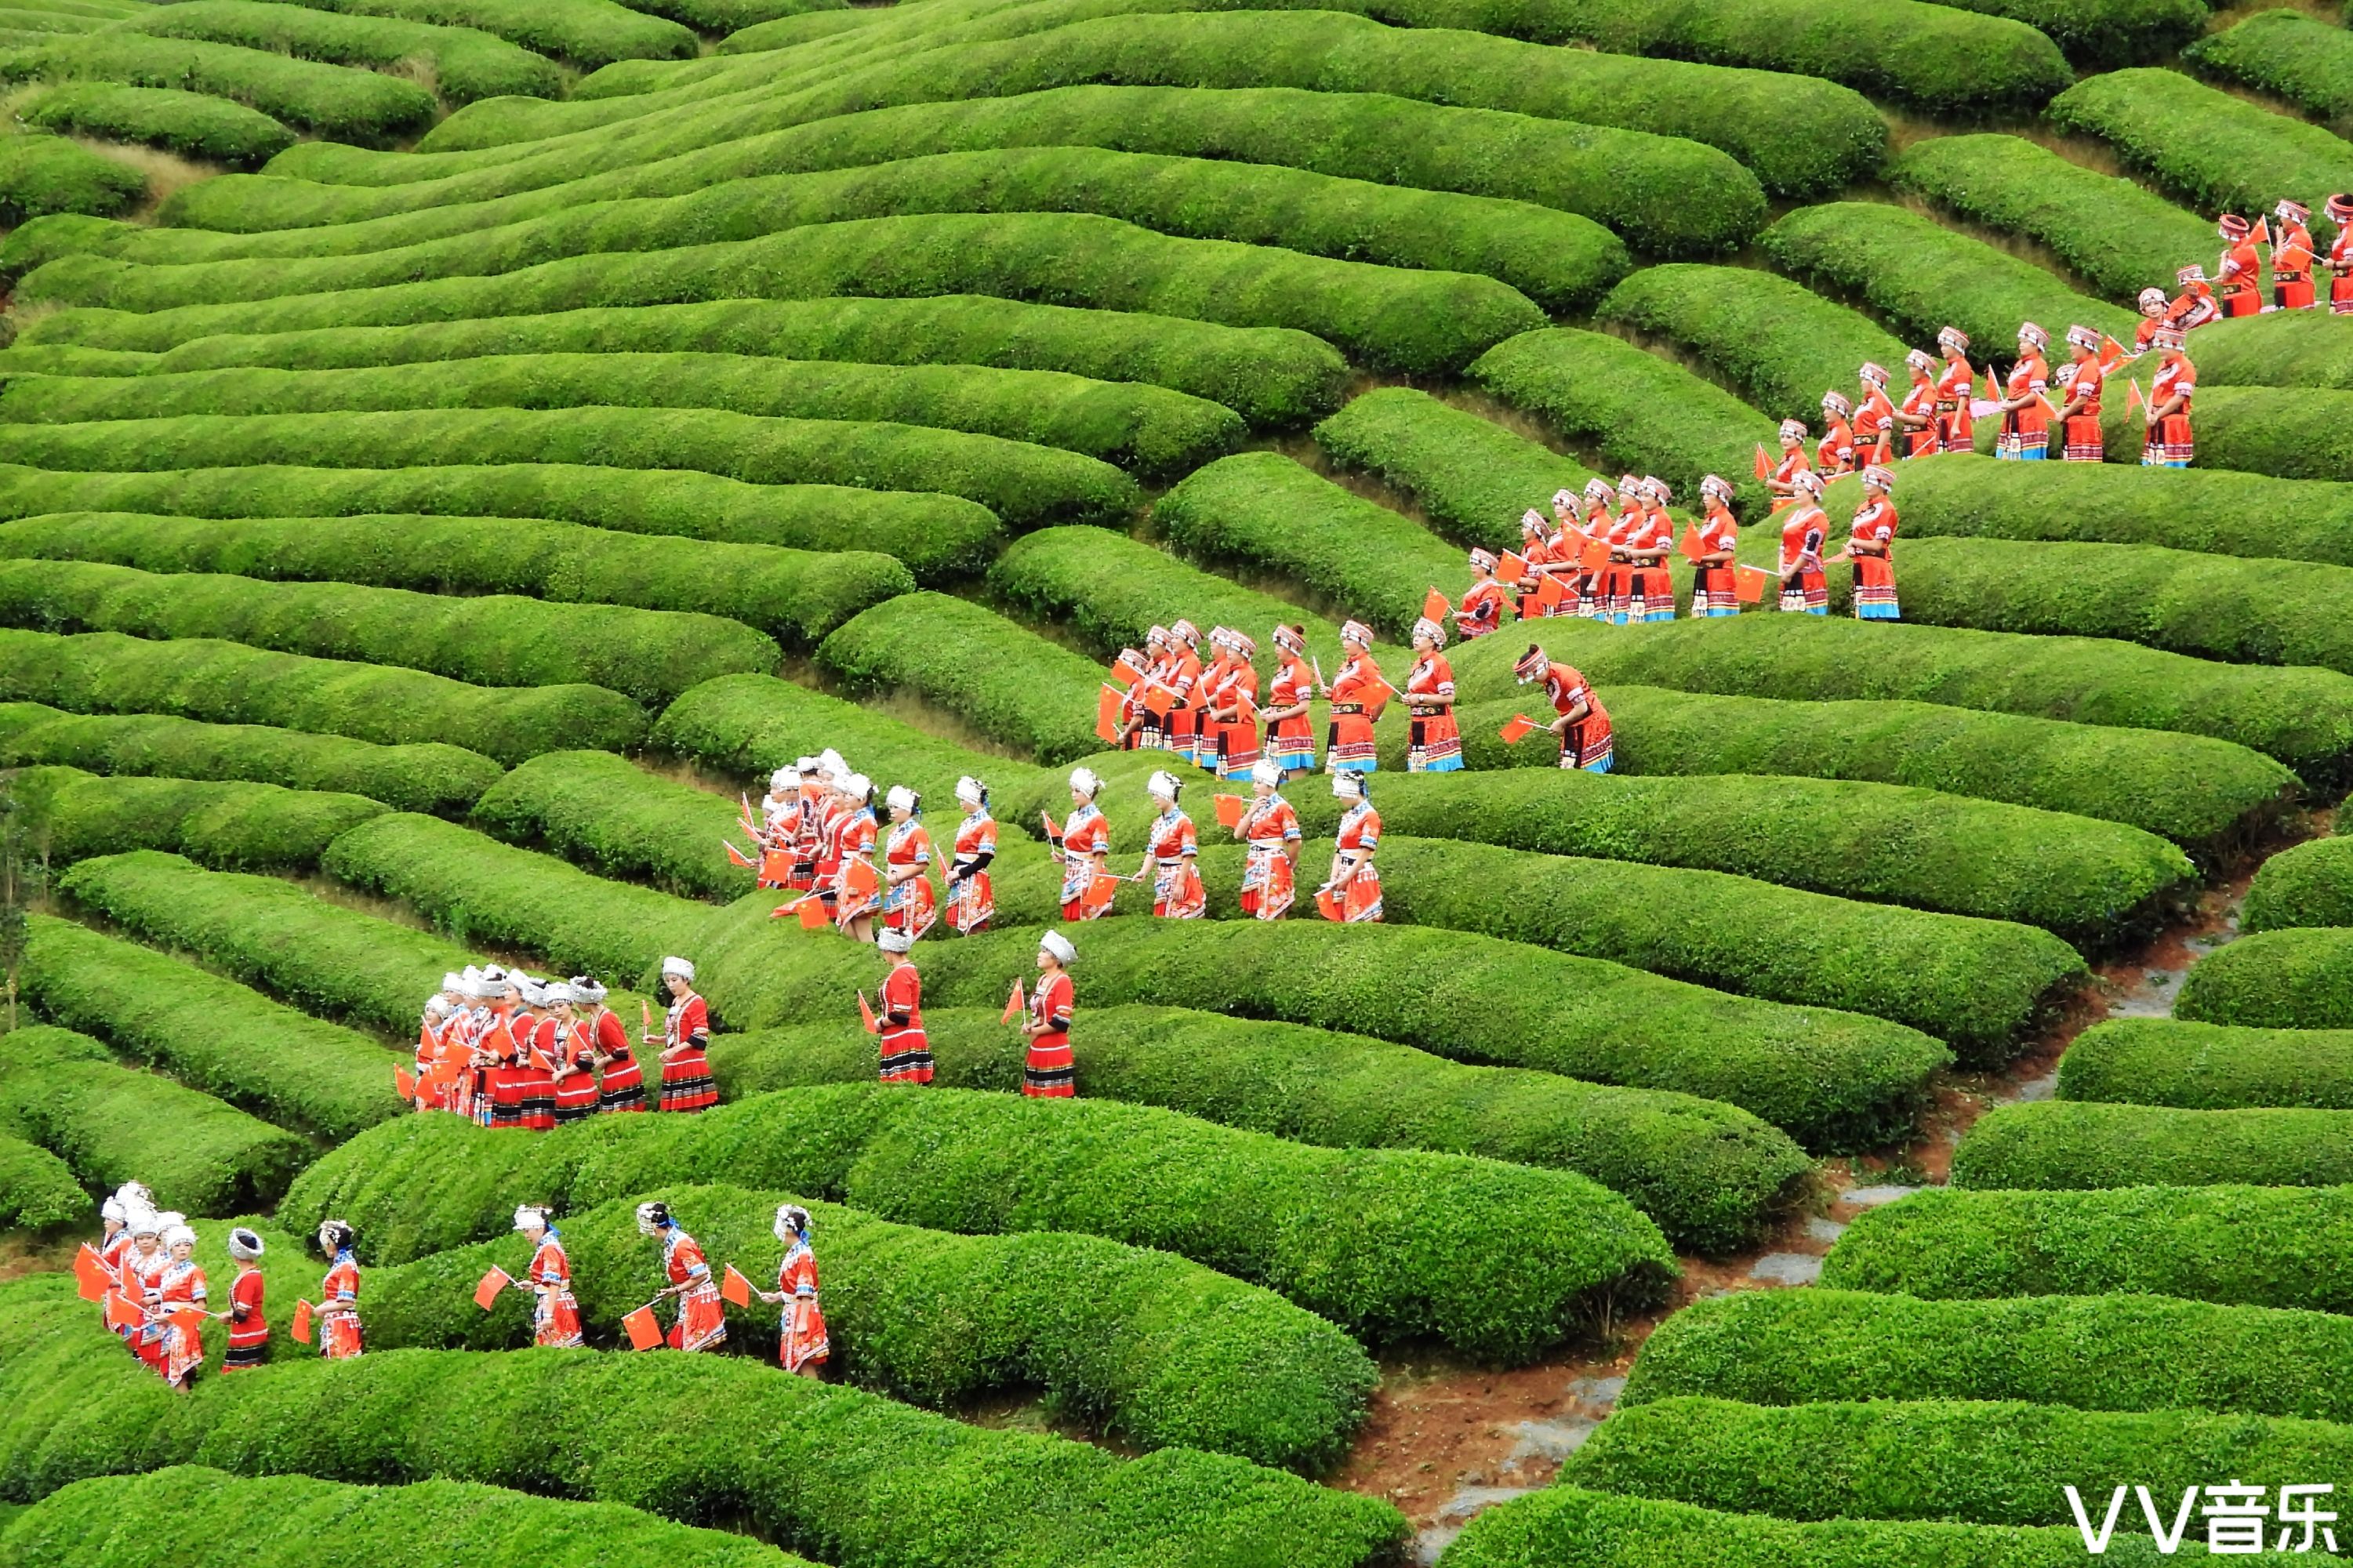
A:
[1263,625,1318,779]
[1833,464,1901,621]
[1934,325,1974,453]
[1690,474,1741,619]
[1403,618,1462,774]
[1454,550,1507,640]
[314,1219,363,1360]
[1321,622,1383,774]
[515,1206,583,1348]
[833,773,881,942]
[638,1201,726,1352]
[116,1205,167,1367]
[154,1221,209,1390]
[2327,194,2353,315]
[1894,349,1938,458]
[222,1226,267,1375]
[1516,645,1614,773]
[1234,757,1302,921]
[757,766,802,891]
[759,1203,830,1377]
[1321,771,1383,924]
[1138,769,1205,920]
[546,984,601,1124]
[1021,931,1078,1098]
[1815,393,1856,477]
[946,775,997,934]
[1853,361,1895,465]
[874,928,932,1083]
[1053,766,1112,921]
[880,785,938,941]
[1776,470,1832,615]
[1206,627,1262,781]
[1766,420,1812,514]
[514,978,557,1134]
[651,956,717,1113]
[576,978,644,1113]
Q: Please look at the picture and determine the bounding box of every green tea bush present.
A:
[2058,1018,2353,1109]
[0,34,437,140]
[354,1181,1377,1471]
[1952,1099,2353,1189]
[28,147,1625,321]
[1819,456,2353,565]
[16,765,385,871]
[0,706,499,817]
[2244,835,2353,931]
[2094,386,2353,484]
[1595,265,1908,425]
[0,406,1135,532]
[1760,201,2134,356]
[815,593,1109,766]
[470,749,751,902]
[634,0,844,34]
[2,1468,808,1568]
[2050,67,2353,220]
[710,1005,1809,1254]
[0,627,647,764]
[0,558,776,709]
[0,459,1004,583]
[19,85,290,167]
[2177,927,2353,1029]
[1445,614,2353,789]
[269,0,696,69]
[1930,0,2201,65]
[22,212,1542,379]
[686,915,1951,1150]
[0,510,913,648]
[0,354,1243,479]
[56,850,506,1038]
[1154,452,1464,641]
[0,1278,1405,1568]
[0,1129,82,1230]
[1557,682,2292,860]
[0,1022,310,1213]
[1894,536,2353,676]
[1467,328,1775,515]
[1892,133,2214,303]
[1567,1395,2353,1532]
[285,1084,1677,1361]
[2191,311,2353,393]
[1821,1183,2353,1312]
[1621,1285,2353,1421]
[988,527,1343,667]
[118,0,563,103]
[1310,388,1596,555]
[114,299,1348,431]
[132,82,1759,262]
[2188,11,2353,131]
[321,813,713,985]
[1444,1482,2168,1568]
[20,915,404,1140]
[0,133,143,226]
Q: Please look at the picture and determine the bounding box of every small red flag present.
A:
[1752,443,1771,480]
[1095,683,1124,744]
[170,1307,207,1343]
[1107,653,1145,691]
[2254,216,2271,245]
[1578,537,1610,571]
[1984,363,1999,401]
[1000,977,1026,1024]
[724,840,757,869]
[1498,713,1538,746]
[1316,887,1343,922]
[721,1265,754,1308]
[797,896,828,931]
[74,1244,109,1303]
[621,1304,663,1351]
[1421,587,1450,624]
[1677,528,1705,563]
[858,991,879,1033]
[1041,810,1061,841]
[290,1298,314,1344]
[1142,682,1174,718]
[1213,793,1244,829]
[2126,379,2145,412]
[104,1290,140,1331]
[1733,565,1770,604]
[1498,549,1527,584]
[1531,572,1566,614]
[474,1268,510,1312]
[1084,871,1118,915]
[394,1065,416,1100]
[1236,683,1258,729]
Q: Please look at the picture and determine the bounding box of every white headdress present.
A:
[885,784,917,815]
[817,748,847,779]
[1040,930,1076,965]
[1412,616,1447,648]
[878,927,913,953]
[1147,769,1182,801]
[162,1223,197,1250]
[514,1205,550,1233]
[842,772,873,803]
[1777,418,1807,442]
[775,1203,813,1242]
[571,976,608,1005]
[955,775,986,806]
[1069,766,1103,799]
[1250,757,1282,787]
[227,1227,264,1261]
[662,956,695,982]
[1791,469,1827,497]
[1331,770,1364,799]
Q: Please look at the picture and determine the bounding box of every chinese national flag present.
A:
[1530,572,1566,615]
[1498,550,1527,584]
[291,1298,314,1344]
[1498,713,1538,745]
[1142,682,1175,718]
[2126,379,2145,412]
[1752,443,1771,479]
[1040,811,1061,841]
[1578,537,1610,571]
[474,1268,510,1311]
[857,991,879,1034]
[621,1304,663,1351]
[1095,683,1124,744]
[1000,978,1026,1024]
[1083,871,1118,915]
[1108,653,1145,690]
[1733,565,1771,604]
[1422,587,1450,624]
[724,840,757,869]
[796,895,828,930]
[2254,216,2271,245]
[721,1265,754,1308]
[74,1244,109,1302]
[839,857,879,909]
[1677,528,1705,563]
[1237,684,1258,728]
[1984,363,1999,401]
[394,1065,416,1100]
[171,1307,206,1342]
[1316,887,1343,922]
[1213,793,1245,829]
[104,1290,141,1331]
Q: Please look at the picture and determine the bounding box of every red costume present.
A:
[594,1007,645,1113]
[1853,379,1896,464]
[1847,492,1900,621]
[1690,496,1740,619]
[2057,347,2104,463]
[877,955,932,1083]
[947,808,997,934]
[1236,791,1301,920]
[157,1258,208,1385]
[662,1227,726,1352]
[1329,798,1383,923]
[1455,577,1506,640]
[1996,343,2050,461]
[1324,641,1383,774]
[1778,503,1830,615]
[656,989,717,1113]
[1146,807,1205,920]
[528,1234,583,1348]
[319,1250,362,1360]
[2273,216,2317,310]
[2144,349,2195,467]
[552,1018,600,1123]
[1265,648,1317,774]
[1055,802,1111,920]
[1541,664,1613,772]
[2330,203,2353,315]
[1934,349,1975,452]
[880,818,937,938]
[223,1265,267,1374]
[516,1012,557,1133]
[1816,416,1856,477]
[1205,650,1262,779]
[1024,969,1077,1098]
[1898,372,1938,459]
[2217,222,2264,317]
[1404,651,1462,773]
[776,1240,829,1372]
